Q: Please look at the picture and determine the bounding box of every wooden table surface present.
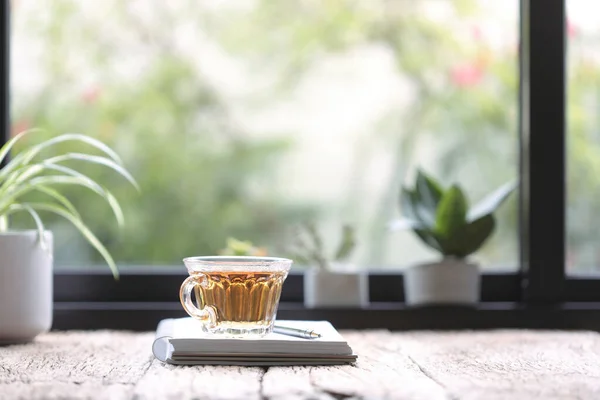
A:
[1,330,600,400]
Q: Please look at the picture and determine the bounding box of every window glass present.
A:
[11,0,518,269]
[567,1,600,274]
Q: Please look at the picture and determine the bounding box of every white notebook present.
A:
[152,318,357,366]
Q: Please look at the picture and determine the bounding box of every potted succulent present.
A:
[391,170,516,306]
[0,131,137,343]
[289,222,368,308]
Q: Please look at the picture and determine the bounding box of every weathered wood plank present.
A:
[0,331,152,385]
[398,330,600,400]
[0,331,152,400]
[262,366,334,400]
[262,331,448,400]
[133,360,264,400]
[0,382,132,400]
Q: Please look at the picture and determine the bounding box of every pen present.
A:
[273,325,321,339]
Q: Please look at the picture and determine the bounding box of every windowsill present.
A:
[51,267,600,331]
[52,301,600,331]
[53,268,522,303]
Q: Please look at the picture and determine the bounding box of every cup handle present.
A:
[179,275,216,328]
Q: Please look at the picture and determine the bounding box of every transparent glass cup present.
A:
[179,256,293,337]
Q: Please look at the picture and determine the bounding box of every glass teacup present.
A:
[179,256,292,337]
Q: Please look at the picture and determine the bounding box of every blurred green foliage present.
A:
[11,1,316,265]
[13,60,313,263]
[212,0,519,264]
[10,0,600,269]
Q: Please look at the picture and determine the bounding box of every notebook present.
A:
[152,318,357,366]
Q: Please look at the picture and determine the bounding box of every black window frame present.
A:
[4,0,600,331]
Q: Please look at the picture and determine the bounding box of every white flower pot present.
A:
[404,259,480,306]
[304,268,369,308]
[0,231,53,343]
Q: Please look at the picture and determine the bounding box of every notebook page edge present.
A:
[166,318,351,354]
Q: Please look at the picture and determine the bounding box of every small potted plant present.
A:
[219,237,268,257]
[289,222,368,308]
[391,170,516,306]
[0,131,137,343]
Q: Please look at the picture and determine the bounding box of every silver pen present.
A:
[273,325,321,339]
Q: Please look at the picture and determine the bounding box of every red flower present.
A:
[450,64,484,87]
[82,86,101,104]
[11,120,30,137]
[567,19,578,39]
[471,25,482,41]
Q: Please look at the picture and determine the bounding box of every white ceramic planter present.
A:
[404,258,480,306]
[304,268,369,308]
[0,231,53,343]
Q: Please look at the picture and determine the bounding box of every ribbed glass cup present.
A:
[179,256,293,337]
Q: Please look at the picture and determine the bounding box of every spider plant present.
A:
[288,221,356,270]
[0,130,138,278]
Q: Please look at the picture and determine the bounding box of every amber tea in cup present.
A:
[180,256,292,337]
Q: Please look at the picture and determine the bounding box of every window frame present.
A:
[5,0,600,331]
[521,0,600,303]
[520,0,567,302]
